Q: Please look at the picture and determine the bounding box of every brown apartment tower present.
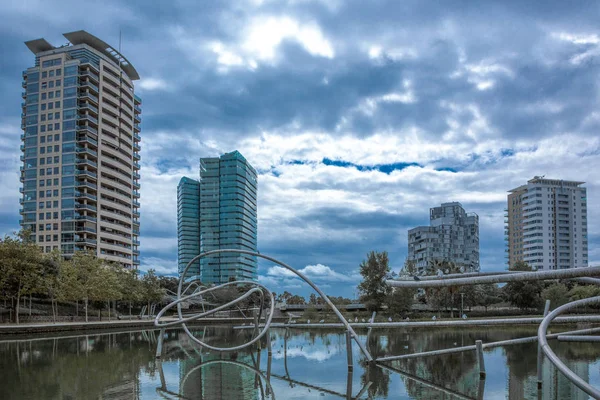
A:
[20,31,142,268]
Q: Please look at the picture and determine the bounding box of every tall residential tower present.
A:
[177,151,258,283]
[408,202,480,273]
[20,31,142,268]
[506,177,588,270]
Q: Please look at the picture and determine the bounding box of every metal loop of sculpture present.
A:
[155,279,274,352]
[538,296,600,399]
[155,249,373,361]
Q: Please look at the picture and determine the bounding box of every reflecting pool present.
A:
[0,326,599,399]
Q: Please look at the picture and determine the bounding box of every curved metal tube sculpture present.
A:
[155,280,274,352]
[387,266,600,288]
[538,296,600,399]
[154,249,373,361]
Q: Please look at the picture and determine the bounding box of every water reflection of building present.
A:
[178,352,258,399]
[507,359,590,400]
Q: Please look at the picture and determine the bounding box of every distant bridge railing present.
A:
[279,303,372,311]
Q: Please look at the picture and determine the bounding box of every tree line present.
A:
[357,251,600,315]
[0,230,166,323]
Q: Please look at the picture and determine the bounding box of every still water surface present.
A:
[0,326,599,399]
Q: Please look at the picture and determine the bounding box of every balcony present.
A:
[77,125,98,135]
[81,81,99,94]
[75,191,97,201]
[75,225,97,233]
[133,153,140,161]
[80,71,99,82]
[133,133,141,142]
[133,182,141,189]
[134,104,141,114]
[76,238,97,246]
[79,114,99,125]
[76,146,98,157]
[134,124,140,132]
[132,239,140,246]
[21,91,26,98]
[79,102,98,114]
[134,94,142,104]
[79,92,99,104]
[76,181,97,191]
[133,211,140,218]
[75,203,98,212]
[133,191,140,198]
[75,215,97,223]
[133,172,140,180]
[134,114,141,123]
[77,158,98,169]
[76,170,98,179]
[77,135,98,147]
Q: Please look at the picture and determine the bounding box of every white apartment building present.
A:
[20,31,141,268]
[506,177,588,270]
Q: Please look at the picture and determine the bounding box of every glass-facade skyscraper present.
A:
[20,31,141,268]
[177,151,258,283]
[177,177,201,278]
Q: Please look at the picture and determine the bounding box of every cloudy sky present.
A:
[1,1,599,297]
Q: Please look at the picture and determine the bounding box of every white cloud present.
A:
[553,32,600,45]
[267,263,360,283]
[552,32,600,65]
[140,256,177,275]
[243,16,334,60]
[138,77,168,91]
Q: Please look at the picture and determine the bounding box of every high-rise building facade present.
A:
[20,31,141,268]
[506,177,588,270]
[177,177,200,278]
[176,151,258,284]
[408,202,479,273]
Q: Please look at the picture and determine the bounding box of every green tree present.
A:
[118,268,143,316]
[287,295,306,305]
[503,261,543,310]
[0,230,45,323]
[357,251,391,311]
[276,291,292,304]
[424,260,462,317]
[569,284,600,301]
[91,263,123,320]
[42,250,62,322]
[386,287,415,316]
[541,283,570,310]
[158,276,180,294]
[476,283,502,312]
[60,251,105,322]
[142,269,164,313]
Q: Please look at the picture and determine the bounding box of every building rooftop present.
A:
[25,30,140,80]
[508,177,585,192]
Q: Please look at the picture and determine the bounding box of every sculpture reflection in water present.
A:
[155,327,377,399]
